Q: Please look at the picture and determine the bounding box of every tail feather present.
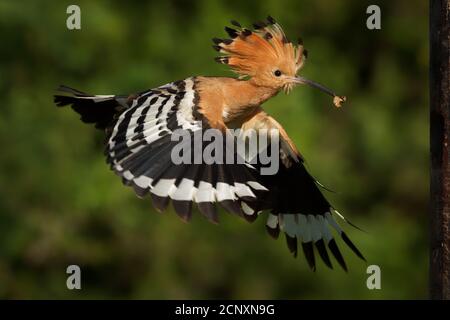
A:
[54,85,128,130]
[56,85,89,96]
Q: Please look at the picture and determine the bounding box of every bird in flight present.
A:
[54,16,364,271]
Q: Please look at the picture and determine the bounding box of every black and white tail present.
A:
[54,85,129,130]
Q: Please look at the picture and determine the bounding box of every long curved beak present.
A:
[293,76,347,108]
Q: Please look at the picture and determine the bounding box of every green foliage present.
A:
[0,0,428,299]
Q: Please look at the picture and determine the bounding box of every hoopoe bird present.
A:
[54,16,364,271]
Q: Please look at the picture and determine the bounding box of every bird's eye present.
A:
[274,70,282,77]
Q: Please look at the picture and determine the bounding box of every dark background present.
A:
[0,0,428,299]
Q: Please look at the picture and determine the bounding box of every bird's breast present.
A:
[195,76,277,128]
[222,104,260,125]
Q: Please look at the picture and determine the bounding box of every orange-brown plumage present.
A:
[214,17,305,94]
[199,16,345,134]
[196,76,277,128]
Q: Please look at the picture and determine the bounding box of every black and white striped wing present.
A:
[106,77,267,223]
[238,111,365,271]
[258,158,365,271]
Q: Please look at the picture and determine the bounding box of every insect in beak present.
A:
[293,76,347,108]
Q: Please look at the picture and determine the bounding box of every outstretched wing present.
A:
[238,108,365,271]
[106,77,267,223]
[55,80,363,271]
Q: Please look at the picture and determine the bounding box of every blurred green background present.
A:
[0,0,428,299]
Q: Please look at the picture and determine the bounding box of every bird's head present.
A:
[213,16,346,107]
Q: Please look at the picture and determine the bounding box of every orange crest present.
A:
[213,16,307,85]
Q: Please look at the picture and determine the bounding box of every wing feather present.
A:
[107,77,265,223]
[238,108,364,270]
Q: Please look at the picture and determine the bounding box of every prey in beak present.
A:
[293,76,347,108]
